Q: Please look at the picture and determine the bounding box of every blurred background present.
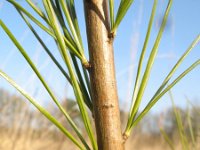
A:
[0,0,199,149]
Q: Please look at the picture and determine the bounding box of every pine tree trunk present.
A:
[84,0,124,150]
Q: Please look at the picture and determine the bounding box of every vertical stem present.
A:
[84,0,124,150]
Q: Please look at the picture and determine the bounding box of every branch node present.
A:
[102,103,114,109]
[122,133,129,143]
[108,31,116,40]
[82,60,91,70]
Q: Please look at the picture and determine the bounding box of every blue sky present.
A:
[0,0,199,113]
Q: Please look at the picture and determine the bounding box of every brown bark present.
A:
[84,0,124,150]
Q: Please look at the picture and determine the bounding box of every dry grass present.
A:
[0,132,77,150]
[1,132,199,150]
[0,132,168,150]
[0,89,199,150]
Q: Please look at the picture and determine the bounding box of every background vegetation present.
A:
[0,89,199,150]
